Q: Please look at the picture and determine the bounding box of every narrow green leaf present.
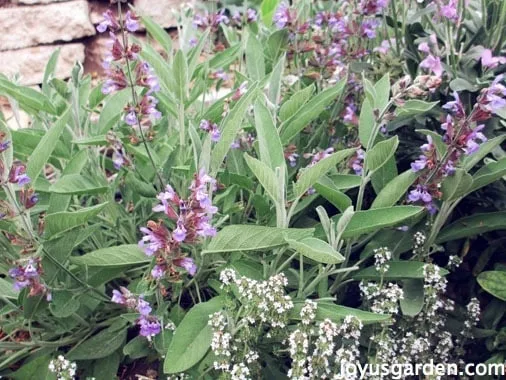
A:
[67,322,127,360]
[354,261,449,280]
[290,301,390,324]
[261,0,280,26]
[342,206,423,238]
[436,212,506,243]
[0,277,18,299]
[164,298,224,374]
[294,148,356,198]
[0,77,56,115]
[70,244,149,267]
[365,136,399,173]
[268,54,285,105]
[400,279,425,317]
[328,174,362,190]
[141,15,172,53]
[49,289,80,318]
[49,174,108,195]
[26,108,70,181]
[173,50,188,102]
[371,170,419,209]
[286,237,344,264]
[246,34,266,81]
[210,83,258,174]
[358,97,374,148]
[313,178,352,212]
[45,202,108,237]
[374,73,390,111]
[468,157,506,193]
[97,89,131,134]
[280,79,346,143]
[42,48,60,95]
[441,168,473,201]
[254,99,285,171]
[244,153,279,203]
[477,271,506,301]
[279,85,314,122]
[202,225,314,254]
[396,100,438,116]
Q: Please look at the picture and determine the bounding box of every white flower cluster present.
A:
[221,270,294,328]
[463,297,480,337]
[413,231,426,255]
[48,355,77,380]
[373,247,392,273]
[300,299,317,325]
[447,255,462,270]
[209,312,233,359]
[287,311,363,380]
[360,281,404,314]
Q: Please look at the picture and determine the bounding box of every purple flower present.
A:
[411,155,428,172]
[408,185,432,203]
[374,39,393,55]
[136,297,152,316]
[173,221,187,242]
[273,2,290,28]
[420,55,443,77]
[442,92,465,118]
[210,127,221,142]
[480,49,506,69]
[361,19,380,39]
[418,42,431,54]
[139,225,168,256]
[215,10,230,25]
[151,265,165,279]
[97,10,119,33]
[138,315,161,337]
[464,124,487,155]
[125,11,140,32]
[0,140,10,153]
[440,0,458,21]
[189,37,198,47]
[213,69,229,81]
[174,257,197,276]
[111,289,126,304]
[247,8,258,23]
[443,160,456,176]
[8,163,31,186]
[125,110,138,126]
[286,152,299,167]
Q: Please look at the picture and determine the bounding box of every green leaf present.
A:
[67,322,127,360]
[246,34,266,81]
[125,171,157,197]
[290,301,390,324]
[210,83,258,174]
[244,153,279,203]
[279,84,314,122]
[173,50,188,102]
[202,225,314,254]
[374,73,390,111]
[313,178,352,212]
[48,149,88,214]
[371,170,419,209]
[97,89,131,134]
[261,0,280,26]
[396,100,438,116]
[358,98,374,148]
[0,277,18,299]
[267,54,285,105]
[49,174,108,195]
[449,78,478,92]
[280,79,346,144]
[42,48,60,96]
[400,279,424,317]
[468,157,506,193]
[0,77,56,115]
[71,244,149,267]
[266,29,288,61]
[365,136,399,173]
[328,174,361,190]
[49,289,80,318]
[26,108,70,181]
[463,135,506,170]
[441,168,473,201]
[294,148,356,198]
[286,237,344,264]
[342,206,423,238]
[477,271,506,301]
[92,352,121,380]
[10,355,53,380]
[164,297,224,374]
[141,15,172,53]
[254,100,285,171]
[123,335,152,359]
[137,39,172,93]
[45,202,108,237]
[354,261,449,280]
[436,212,506,243]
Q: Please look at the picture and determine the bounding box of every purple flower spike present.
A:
[273,2,289,28]
[172,222,187,243]
[174,257,197,276]
[411,155,428,172]
[138,315,161,337]
[151,265,165,279]
[112,289,126,304]
[408,185,432,203]
[125,110,138,126]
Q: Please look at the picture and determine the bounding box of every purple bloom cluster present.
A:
[349,149,365,175]
[112,287,161,339]
[304,147,334,167]
[284,144,299,167]
[96,8,161,129]
[139,170,218,281]
[193,10,229,30]
[232,8,258,24]
[8,161,31,186]
[200,120,221,142]
[9,258,49,299]
[481,49,506,69]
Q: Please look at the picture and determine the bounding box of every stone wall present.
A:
[0,0,184,86]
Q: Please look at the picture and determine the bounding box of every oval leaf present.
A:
[71,244,149,267]
[477,271,506,301]
[286,237,345,264]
